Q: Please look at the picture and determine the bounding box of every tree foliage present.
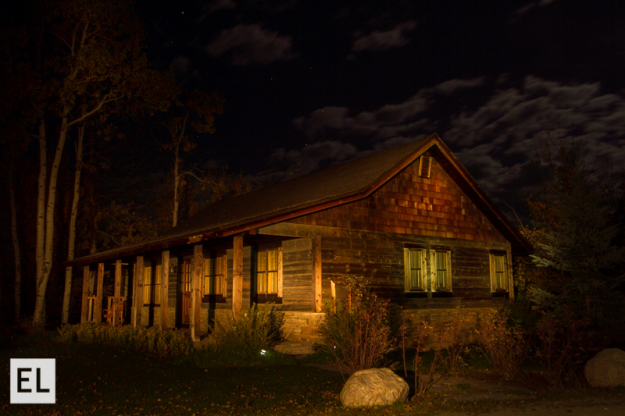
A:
[525,142,625,320]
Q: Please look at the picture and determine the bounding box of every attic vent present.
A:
[418,156,432,178]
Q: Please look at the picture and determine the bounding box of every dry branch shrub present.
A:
[206,304,283,357]
[474,309,529,380]
[536,308,598,386]
[319,275,395,375]
[58,323,193,358]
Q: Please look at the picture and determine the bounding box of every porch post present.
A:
[232,235,243,321]
[161,250,170,330]
[80,265,90,323]
[112,260,122,326]
[313,236,322,312]
[133,256,144,328]
[191,245,203,341]
[94,263,104,324]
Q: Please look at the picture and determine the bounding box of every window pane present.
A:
[258,271,267,294]
[268,250,278,271]
[410,269,420,290]
[258,251,267,272]
[495,255,504,273]
[409,251,420,270]
[436,252,447,271]
[268,271,278,293]
[155,265,162,285]
[437,270,446,288]
[143,266,152,304]
[154,282,161,305]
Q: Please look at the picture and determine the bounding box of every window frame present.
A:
[202,252,227,303]
[255,246,283,304]
[142,260,161,306]
[430,249,452,292]
[489,251,510,293]
[404,247,426,292]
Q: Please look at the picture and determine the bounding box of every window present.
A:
[203,254,226,298]
[143,263,161,305]
[257,249,279,294]
[404,248,425,291]
[490,252,509,292]
[431,250,452,292]
[256,247,282,302]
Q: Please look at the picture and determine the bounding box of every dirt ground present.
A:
[430,374,625,416]
[306,363,625,415]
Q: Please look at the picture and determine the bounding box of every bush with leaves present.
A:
[319,275,395,375]
[474,309,529,380]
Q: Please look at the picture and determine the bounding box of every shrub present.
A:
[319,275,395,375]
[535,308,599,386]
[206,304,283,358]
[474,309,529,380]
[57,323,193,358]
[439,309,471,375]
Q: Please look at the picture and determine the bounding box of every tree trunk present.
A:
[62,123,84,324]
[9,157,22,321]
[173,141,180,228]
[34,115,70,325]
[35,119,47,321]
[172,112,189,228]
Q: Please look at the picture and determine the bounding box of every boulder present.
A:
[584,348,625,388]
[340,368,409,408]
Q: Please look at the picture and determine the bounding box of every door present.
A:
[180,260,192,326]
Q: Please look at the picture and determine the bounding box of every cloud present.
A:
[293,77,486,142]
[206,24,297,65]
[352,21,417,52]
[171,56,191,74]
[435,77,485,95]
[289,75,625,214]
[204,0,236,12]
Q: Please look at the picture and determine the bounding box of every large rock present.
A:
[585,348,625,388]
[340,368,409,408]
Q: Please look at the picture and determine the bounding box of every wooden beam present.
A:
[161,251,170,330]
[80,265,90,323]
[112,260,122,326]
[232,235,243,321]
[191,245,203,341]
[313,236,322,312]
[133,256,144,328]
[94,263,104,324]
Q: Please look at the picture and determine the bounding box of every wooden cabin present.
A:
[68,134,531,342]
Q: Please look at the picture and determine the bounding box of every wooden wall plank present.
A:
[232,235,243,321]
[80,265,89,323]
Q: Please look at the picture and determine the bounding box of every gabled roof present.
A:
[68,133,530,266]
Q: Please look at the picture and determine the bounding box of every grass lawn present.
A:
[2,331,623,416]
[1,331,423,415]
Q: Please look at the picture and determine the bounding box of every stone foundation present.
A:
[280,312,325,342]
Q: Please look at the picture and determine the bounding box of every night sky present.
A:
[136,0,625,223]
